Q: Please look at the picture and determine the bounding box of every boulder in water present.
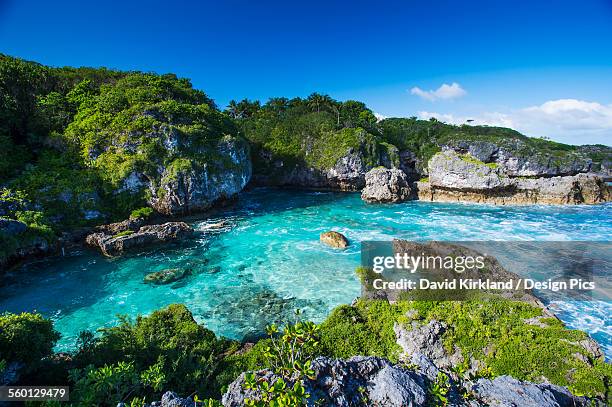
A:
[361,167,413,203]
[320,231,349,249]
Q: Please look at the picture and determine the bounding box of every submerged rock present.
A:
[419,150,610,205]
[86,222,193,257]
[144,268,190,285]
[320,231,349,249]
[361,168,413,203]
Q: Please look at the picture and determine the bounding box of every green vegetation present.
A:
[129,207,154,220]
[318,300,409,362]
[318,298,611,399]
[0,312,59,372]
[458,153,499,169]
[228,95,384,178]
[2,298,610,405]
[0,54,239,265]
[243,313,319,406]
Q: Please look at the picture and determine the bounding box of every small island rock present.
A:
[86,222,194,257]
[320,231,349,249]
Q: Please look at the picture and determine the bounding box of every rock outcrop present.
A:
[252,148,375,191]
[418,150,610,205]
[0,219,53,270]
[86,222,193,257]
[149,136,252,215]
[320,231,349,249]
[222,356,428,407]
[444,139,596,177]
[220,355,589,407]
[361,168,413,203]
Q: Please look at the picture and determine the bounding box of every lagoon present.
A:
[0,188,610,356]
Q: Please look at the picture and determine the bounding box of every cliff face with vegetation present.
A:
[0,55,250,266]
[228,97,399,190]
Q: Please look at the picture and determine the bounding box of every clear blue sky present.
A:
[1,0,611,144]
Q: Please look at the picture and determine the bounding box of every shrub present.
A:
[0,312,60,368]
[243,311,319,407]
[74,304,237,399]
[129,207,154,220]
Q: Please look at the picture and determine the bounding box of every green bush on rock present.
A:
[73,304,238,400]
[0,312,60,369]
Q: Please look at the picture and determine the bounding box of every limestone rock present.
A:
[361,168,413,203]
[222,356,428,407]
[394,320,463,370]
[420,150,610,205]
[86,222,193,257]
[469,375,588,407]
[220,356,590,407]
[428,150,510,191]
[320,231,349,249]
[150,136,252,215]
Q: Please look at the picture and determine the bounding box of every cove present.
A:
[0,188,610,357]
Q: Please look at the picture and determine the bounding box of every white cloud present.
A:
[410,82,467,101]
[416,99,612,145]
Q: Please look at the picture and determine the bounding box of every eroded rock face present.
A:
[222,356,428,407]
[220,355,589,407]
[320,231,349,249]
[420,150,610,205]
[444,139,595,177]
[149,136,252,215]
[469,376,588,407]
[394,320,463,370]
[86,222,193,257]
[361,168,413,203]
[252,149,373,191]
[428,150,511,191]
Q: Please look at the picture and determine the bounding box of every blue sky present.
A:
[1,0,611,145]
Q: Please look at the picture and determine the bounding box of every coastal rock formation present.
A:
[320,231,349,248]
[395,320,463,370]
[469,376,589,407]
[444,139,596,177]
[0,219,52,269]
[222,356,428,407]
[149,136,252,215]
[361,168,413,203]
[418,150,610,205]
[220,355,589,407]
[252,147,374,190]
[86,222,193,257]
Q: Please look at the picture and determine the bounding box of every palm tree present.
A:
[306,93,334,113]
[225,100,240,119]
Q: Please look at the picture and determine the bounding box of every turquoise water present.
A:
[0,188,610,356]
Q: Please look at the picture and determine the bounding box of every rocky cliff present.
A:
[417,150,610,205]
